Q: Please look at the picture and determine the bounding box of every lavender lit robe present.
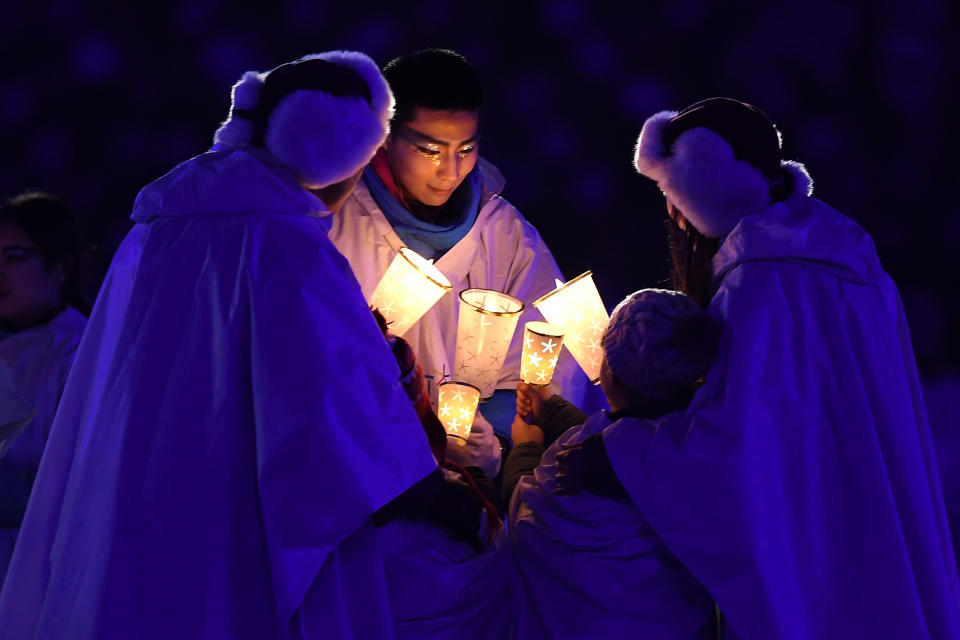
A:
[0,148,437,639]
[510,411,715,640]
[604,196,960,638]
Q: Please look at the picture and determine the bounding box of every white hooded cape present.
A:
[378,519,513,639]
[604,196,960,638]
[0,148,437,639]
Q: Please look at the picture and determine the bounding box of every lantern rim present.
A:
[458,288,525,316]
[531,270,594,308]
[397,246,453,291]
[438,379,482,394]
[523,320,565,339]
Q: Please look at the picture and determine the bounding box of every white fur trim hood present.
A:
[213,51,395,189]
[634,110,813,238]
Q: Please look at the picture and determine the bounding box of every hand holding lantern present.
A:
[518,321,565,423]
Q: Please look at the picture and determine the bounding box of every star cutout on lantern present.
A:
[541,338,558,353]
[535,369,548,383]
[571,308,585,323]
[378,300,396,315]
[588,317,606,333]
[527,352,543,367]
[548,356,558,369]
[524,333,534,350]
[450,387,466,402]
[448,417,462,433]
[439,405,452,417]
[587,337,602,353]
[459,407,472,421]
[566,330,582,346]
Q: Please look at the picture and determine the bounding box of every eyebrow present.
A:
[398,125,478,148]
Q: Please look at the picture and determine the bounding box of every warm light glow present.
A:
[520,321,565,386]
[437,381,481,441]
[453,289,524,398]
[368,247,452,337]
[533,272,609,383]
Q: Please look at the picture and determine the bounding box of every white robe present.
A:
[510,411,715,640]
[0,148,437,639]
[329,159,599,411]
[603,196,960,638]
[0,308,86,582]
[0,308,86,465]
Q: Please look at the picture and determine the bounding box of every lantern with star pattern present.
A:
[437,380,481,442]
[532,272,609,383]
[452,289,524,399]
[520,321,565,386]
[368,247,452,337]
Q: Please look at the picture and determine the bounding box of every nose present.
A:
[436,151,461,183]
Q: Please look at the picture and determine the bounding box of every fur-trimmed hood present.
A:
[634,110,813,239]
[212,51,394,190]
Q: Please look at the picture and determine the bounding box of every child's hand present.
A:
[511,413,544,446]
[516,382,551,424]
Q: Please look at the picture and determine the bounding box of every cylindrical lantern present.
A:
[453,289,524,399]
[437,381,481,442]
[532,272,609,383]
[368,247,452,337]
[520,321,565,386]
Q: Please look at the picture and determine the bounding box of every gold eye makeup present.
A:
[396,125,478,165]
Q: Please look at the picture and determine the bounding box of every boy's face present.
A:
[385,108,479,208]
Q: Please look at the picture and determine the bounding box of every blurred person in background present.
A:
[329,48,599,459]
[0,52,439,639]
[0,191,88,586]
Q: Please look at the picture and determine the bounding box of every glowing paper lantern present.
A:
[532,272,609,383]
[368,247,452,337]
[437,381,481,442]
[453,289,524,399]
[520,321,565,386]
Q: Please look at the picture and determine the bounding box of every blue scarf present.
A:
[363,166,482,261]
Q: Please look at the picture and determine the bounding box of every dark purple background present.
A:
[3,1,959,537]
